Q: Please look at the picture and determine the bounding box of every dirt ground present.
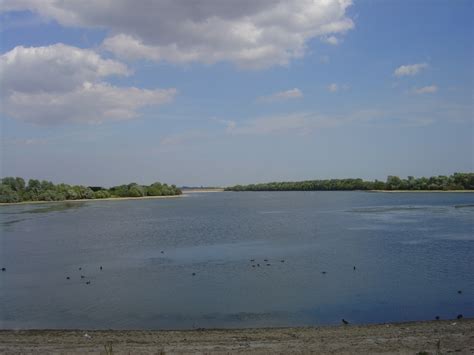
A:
[0,319,473,354]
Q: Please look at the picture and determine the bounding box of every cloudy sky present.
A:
[1,0,473,187]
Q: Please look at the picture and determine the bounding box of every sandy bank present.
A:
[0,319,473,354]
[0,194,184,207]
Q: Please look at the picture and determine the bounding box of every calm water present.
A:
[1,192,473,329]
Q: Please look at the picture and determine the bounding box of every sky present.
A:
[0,0,473,187]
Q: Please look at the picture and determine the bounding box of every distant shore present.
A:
[182,188,225,193]
[0,319,472,354]
[0,194,184,207]
[368,189,474,193]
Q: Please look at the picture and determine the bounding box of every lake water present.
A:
[1,191,473,329]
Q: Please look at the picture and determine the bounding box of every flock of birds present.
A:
[64,265,102,285]
[0,259,467,324]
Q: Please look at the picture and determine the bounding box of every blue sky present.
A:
[1,0,472,187]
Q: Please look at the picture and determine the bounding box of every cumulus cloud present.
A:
[412,85,438,94]
[258,88,303,102]
[0,44,130,93]
[394,63,428,77]
[2,0,355,69]
[0,44,176,124]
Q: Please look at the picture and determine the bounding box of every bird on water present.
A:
[342,319,349,325]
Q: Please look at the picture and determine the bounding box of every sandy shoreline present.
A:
[0,194,185,207]
[0,319,472,354]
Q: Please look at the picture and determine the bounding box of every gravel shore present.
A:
[1,319,473,354]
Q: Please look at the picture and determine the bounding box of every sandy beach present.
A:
[0,194,185,207]
[0,319,473,354]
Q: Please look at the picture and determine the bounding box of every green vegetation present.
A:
[0,177,182,203]
[225,173,474,192]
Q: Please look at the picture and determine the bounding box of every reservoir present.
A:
[1,191,473,329]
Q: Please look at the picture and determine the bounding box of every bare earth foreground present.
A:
[0,319,473,354]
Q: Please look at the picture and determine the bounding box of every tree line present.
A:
[225,173,474,192]
[0,177,182,203]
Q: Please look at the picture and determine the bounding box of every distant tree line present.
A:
[0,177,182,203]
[225,173,474,192]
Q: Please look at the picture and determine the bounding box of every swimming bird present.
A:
[257,264,260,267]
[66,277,70,280]
[86,281,91,285]
[457,314,463,319]
[264,259,268,262]
[161,251,164,254]
[457,290,462,294]
[266,264,271,266]
[79,267,82,271]
[321,271,327,274]
[342,319,349,325]
[435,316,440,320]
[252,265,255,268]
[192,273,196,276]
[280,260,285,263]
[353,266,356,270]
[100,266,103,270]
[250,259,255,262]
[1,267,5,272]
[80,275,85,279]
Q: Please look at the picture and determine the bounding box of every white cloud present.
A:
[258,88,303,102]
[0,44,129,93]
[2,0,355,69]
[327,83,350,92]
[227,112,344,135]
[328,83,339,92]
[321,35,340,45]
[394,63,428,77]
[412,85,438,94]
[0,44,176,125]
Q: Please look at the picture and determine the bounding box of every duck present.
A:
[457,314,463,320]
[100,266,103,270]
[1,267,5,272]
[342,319,349,325]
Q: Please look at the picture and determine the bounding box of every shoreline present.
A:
[181,188,225,193]
[0,194,184,207]
[1,319,472,354]
[367,189,474,193]
[1,189,472,206]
